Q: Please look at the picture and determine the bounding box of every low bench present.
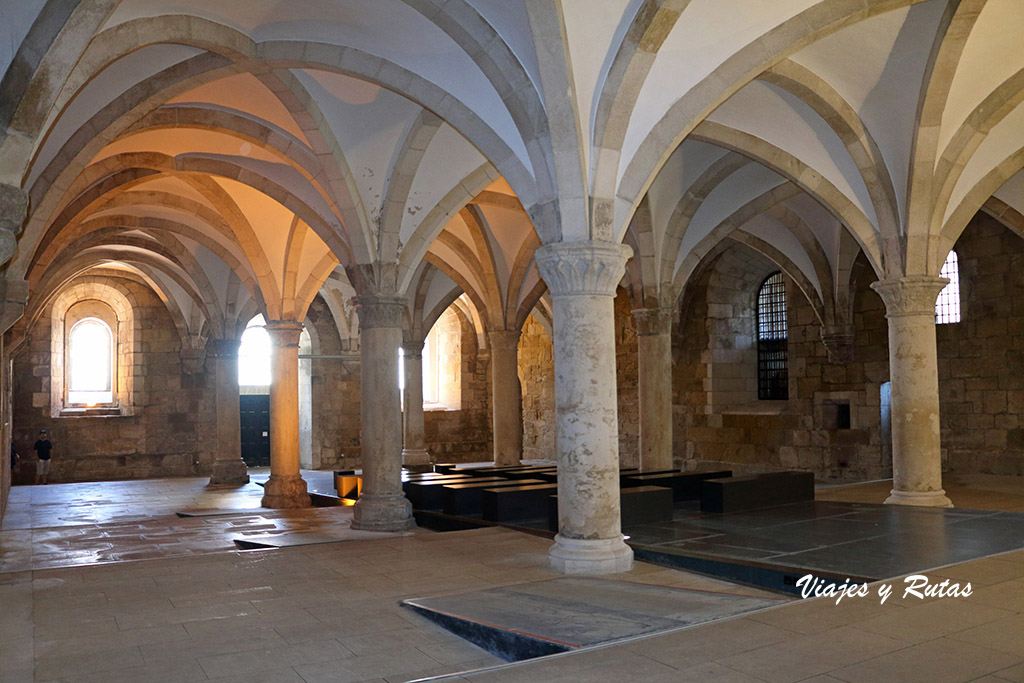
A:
[481,483,559,522]
[547,485,675,531]
[699,471,814,513]
[499,467,558,480]
[404,475,502,510]
[442,479,546,516]
[621,470,733,501]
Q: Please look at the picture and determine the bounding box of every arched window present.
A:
[756,272,788,400]
[238,316,272,386]
[67,318,114,405]
[935,250,961,324]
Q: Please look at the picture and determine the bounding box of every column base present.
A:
[549,534,634,574]
[261,474,311,509]
[208,459,250,486]
[401,448,431,466]
[493,456,522,468]
[885,488,954,508]
[352,492,415,531]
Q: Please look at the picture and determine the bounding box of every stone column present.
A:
[0,184,28,268]
[261,320,310,508]
[207,338,249,486]
[401,340,431,466]
[870,276,953,507]
[352,296,414,530]
[632,308,673,472]
[535,240,634,574]
[488,329,523,467]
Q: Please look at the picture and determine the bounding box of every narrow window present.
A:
[67,318,114,405]
[239,317,272,386]
[935,250,961,324]
[756,272,788,400]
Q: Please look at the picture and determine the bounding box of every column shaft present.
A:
[633,309,673,472]
[488,329,523,467]
[262,321,310,508]
[352,296,414,530]
[871,277,952,507]
[208,338,249,486]
[402,342,430,465]
[535,240,634,574]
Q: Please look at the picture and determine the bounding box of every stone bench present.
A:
[699,471,815,513]
[547,485,675,531]
[621,470,733,502]
[403,475,501,510]
[442,479,546,517]
[481,483,559,523]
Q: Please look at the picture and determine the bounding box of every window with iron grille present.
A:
[935,250,961,324]
[757,272,788,400]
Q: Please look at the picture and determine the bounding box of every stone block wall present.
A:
[519,313,555,461]
[11,275,217,483]
[614,289,639,468]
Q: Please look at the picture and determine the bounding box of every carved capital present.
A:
[534,240,632,297]
[264,320,304,347]
[870,276,948,318]
[487,328,521,352]
[207,338,241,359]
[401,340,424,360]
[820,324,856,364]
[631,308,673,336]
[354,295,406,329]
[0,184,27,266]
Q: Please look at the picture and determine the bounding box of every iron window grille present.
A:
[757,272,788,400]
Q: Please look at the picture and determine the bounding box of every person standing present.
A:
[34,430,53,484]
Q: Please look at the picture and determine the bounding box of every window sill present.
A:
[59,406,124,418]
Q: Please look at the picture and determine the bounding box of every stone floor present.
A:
[1,473,1021,682]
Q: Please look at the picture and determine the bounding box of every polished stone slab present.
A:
[403,577,782,661]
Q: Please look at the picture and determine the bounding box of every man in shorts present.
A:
[34,429,53,484]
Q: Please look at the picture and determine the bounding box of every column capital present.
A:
[631,307,673,336]
[355,295,406,329]
[207,337,241,358]
[487,328,521,352]
[0,184,28,267]
[535,240,632,297]
[401,339,424,359]
[820,324,855,364]
[264,320,304,347]
[870,276,948,317]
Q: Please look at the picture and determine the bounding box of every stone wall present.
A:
[11,275,217,483]
[614,289,639,468]
[937,212,1024,475]
[519,313,554,460]
[423,307,492,462]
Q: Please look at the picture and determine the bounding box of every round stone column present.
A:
[401,341,431,466]
[535,240,634,574]
[870,276,953,507]
[207,338,249,486]
[488,329,523,467]
[352,296,414,531]
[262,321,310,508]
[632,308,673,472]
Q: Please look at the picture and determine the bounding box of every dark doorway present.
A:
[240,394,270,466]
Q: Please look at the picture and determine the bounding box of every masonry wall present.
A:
[11,276,217,483]
[519,313,554,461]
[423,308,492,463]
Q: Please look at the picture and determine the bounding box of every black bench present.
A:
[700,471,814,513]
[404,475,502,510]
[442,479,546,516]
[499,467,558,480]
[547,485,675,531]
[621,470,733,501]
[482,483,559,522]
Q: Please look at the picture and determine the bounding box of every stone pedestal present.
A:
[353,296,414,530]
[262,321,310,508]
[535,240,634,574]
[632,308,673,472]
[401,341,431,466]
[871,277,953,508]
[207,338,249,486]
[488,329,523,467]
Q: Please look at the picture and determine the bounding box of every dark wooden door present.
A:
[240,394,270,466]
